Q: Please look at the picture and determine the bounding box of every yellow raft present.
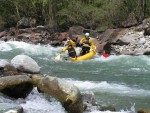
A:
[70,49,96,62]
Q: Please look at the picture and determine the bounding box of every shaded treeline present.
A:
[0,0,149,31]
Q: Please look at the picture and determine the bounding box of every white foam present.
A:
[83,54,130,63]
[20,88,66,113]
[66,79,150,97]
[0,42,12,51]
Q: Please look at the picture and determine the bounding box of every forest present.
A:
[0,0,150,32]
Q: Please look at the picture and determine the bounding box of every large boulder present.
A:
[16,17,36,28]
[31,75,83,113]
[69,26,84,36]
[0,59,19,77]
[143,18,150,35]
[137,109,150,113]
[0,103,23,113]
[11,55,40,74]
[0,75,33,98]
[120,12,138,28]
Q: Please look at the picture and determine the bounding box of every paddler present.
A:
[79,32,96,56]
[60,36,77,58]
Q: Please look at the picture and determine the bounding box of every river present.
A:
[0,41,150,113]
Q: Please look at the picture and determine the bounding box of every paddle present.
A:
[55,53,61,60]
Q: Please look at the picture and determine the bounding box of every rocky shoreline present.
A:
[0,55,116,113]
[1,18,150,56]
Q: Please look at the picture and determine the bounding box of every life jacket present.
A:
[83,38,91,47]
[68,45,76,54]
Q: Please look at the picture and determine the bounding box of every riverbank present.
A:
[0,20,150,56]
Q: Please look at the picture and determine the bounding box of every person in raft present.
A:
[79,32,96,56]
[60,35,77,58]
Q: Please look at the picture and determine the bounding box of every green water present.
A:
[0,41,150,111]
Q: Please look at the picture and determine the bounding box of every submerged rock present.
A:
[11,55,40,74]
[0,103,23,113]
[0,60,18,77]
[0,75,33,99]
[31,75,83,113]
[137,109,150,113]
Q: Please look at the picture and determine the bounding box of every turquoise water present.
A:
[0,41,150,113]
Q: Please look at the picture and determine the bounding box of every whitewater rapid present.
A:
[0,41,150,113]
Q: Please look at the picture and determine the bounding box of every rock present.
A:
[50,40,62,46]
[143,18,150,35]
[0,103,23,113]
[0,31,6,38]
[0,60,18,77]
[81,91,96,105]
[99,29,119,42]
[69,26,84,35]
[142,18,150,29]
[144,27,150,36]
[0,64,18,77]
[137,109,150,113]
[98,105,116,111]
[120,49,130,55]
[144,48,150,55]
[0,75,33,98]
[11,55,40,74]
[31,75,83,113]
[120,12,138,28]
[140,38,146,44]
[17,17,36,29]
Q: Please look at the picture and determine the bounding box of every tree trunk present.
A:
[47,0,56,28]
[15,2,20,20]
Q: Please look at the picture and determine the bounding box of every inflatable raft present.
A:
[70,49,96,62]
[55,47,96,62]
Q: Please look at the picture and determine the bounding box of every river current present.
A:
[0,41,150,113]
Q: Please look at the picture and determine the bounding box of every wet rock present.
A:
[0,75,33,99]
[0,103,23,113]
[81,91,96,105]
[98,105,116,111]
[31,75,83,113]
[81,91,116,112]
[0,60,18,77]
[11,55,40,74]
[144,48,150,55]
[137,109,150,113]
[0,64,18,77]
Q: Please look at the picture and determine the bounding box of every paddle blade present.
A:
[55,54,61,60]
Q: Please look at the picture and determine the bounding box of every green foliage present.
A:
[0,0,149,29]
